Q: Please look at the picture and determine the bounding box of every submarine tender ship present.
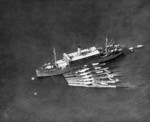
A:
[36,39,126,77]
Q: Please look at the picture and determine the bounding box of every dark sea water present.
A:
[0,0,150,121]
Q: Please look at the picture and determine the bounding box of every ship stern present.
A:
[36,69,42,77]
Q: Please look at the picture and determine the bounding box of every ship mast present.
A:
[105,37,108,53]
[53,47,57,66]
[105,0,108,54]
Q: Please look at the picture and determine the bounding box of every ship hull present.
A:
[36,51,124,77]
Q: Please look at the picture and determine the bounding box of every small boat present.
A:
[79,71,91,76]
[84,65,88,67]
[94,67,101,70]
[101,80,116,84]
[99,81,108,85]
[99,63,106,66]
[92,63,99,66]
[45,65,53,69]
[94,67,109,72]
[82,74,93,79]
[78,68,89,73]
[68,82,92,86]
[82,78,94,81]
[103,67,109,70]
[68,82,92,85]
[95,70,103,74]
[135,45,143,48]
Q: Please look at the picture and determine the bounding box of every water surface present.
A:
[0,0,150,121]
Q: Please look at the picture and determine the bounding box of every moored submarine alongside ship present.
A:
[35,38,143,88]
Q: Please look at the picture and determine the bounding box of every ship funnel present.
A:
[77,46,81,55]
